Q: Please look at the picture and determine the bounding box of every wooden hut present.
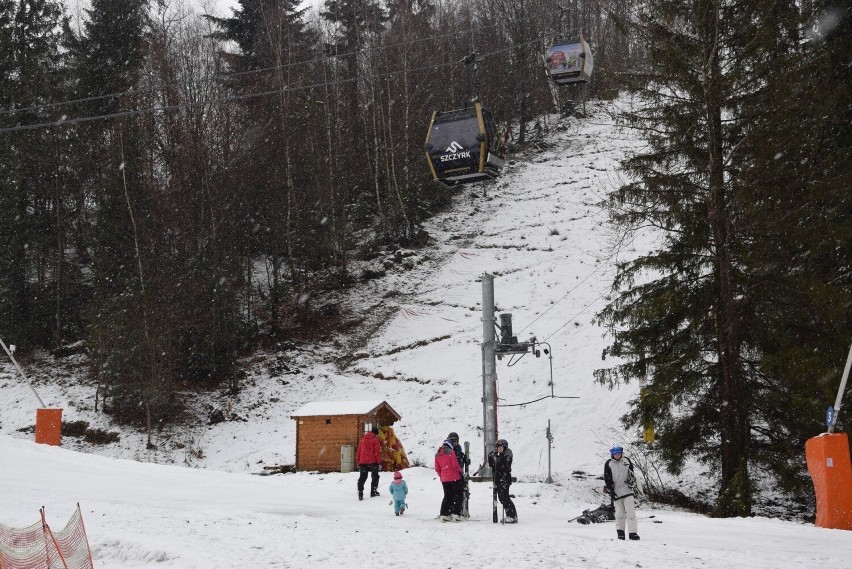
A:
[290,400,401,472]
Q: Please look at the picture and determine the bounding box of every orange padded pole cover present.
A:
[35,408,62,446]
[806,432,852,530]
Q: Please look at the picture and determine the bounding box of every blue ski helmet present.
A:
[610,446,624,458]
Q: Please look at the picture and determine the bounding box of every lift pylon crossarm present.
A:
[494,342,535,355]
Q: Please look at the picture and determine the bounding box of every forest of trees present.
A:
[0,1,848,516]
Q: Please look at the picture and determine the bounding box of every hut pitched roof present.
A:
[290,400,400,420]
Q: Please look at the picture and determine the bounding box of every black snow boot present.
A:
[358,493,363,501]
[617,530,625,540]
[629,533,640,541]
[370,490,381,497]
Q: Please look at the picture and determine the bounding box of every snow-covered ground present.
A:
[2,101,850,567]
[3,436,849,569]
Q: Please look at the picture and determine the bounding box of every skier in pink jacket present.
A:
[434,440,463,521]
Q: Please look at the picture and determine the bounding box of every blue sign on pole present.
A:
[826,406,835,429]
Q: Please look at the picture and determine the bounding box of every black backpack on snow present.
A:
[575,503,615,524]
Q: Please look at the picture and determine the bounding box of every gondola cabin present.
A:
[545,34,594,86]
[424,102,504,186]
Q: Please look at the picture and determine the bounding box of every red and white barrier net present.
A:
[0,505,93,569]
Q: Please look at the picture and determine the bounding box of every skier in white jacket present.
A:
[604,446,640,540]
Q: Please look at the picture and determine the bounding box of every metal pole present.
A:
[545,342,554,398]
[473,55,481,103]
[480,273,497,477]
[0,338,46,407]
[545,419,554,483]
[533,340,555,397]
[828,342,852,434]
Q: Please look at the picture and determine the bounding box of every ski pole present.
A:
[492,448,498,523]
[567,510,592,523]
[492,478,498,523]
[463,441,471,518]
[582,514,659,523]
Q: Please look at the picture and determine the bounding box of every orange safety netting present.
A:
[0,505,93,569]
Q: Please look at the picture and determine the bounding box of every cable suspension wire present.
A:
[498,394,579,407]
[515,263,606,336]
[0,10,549,118]
[541,291,607,343]
[0,38,541,135]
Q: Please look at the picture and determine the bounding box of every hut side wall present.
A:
[295,415,361,472]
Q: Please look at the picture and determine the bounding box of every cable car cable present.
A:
[0,12,550,119]
[498,394,579,408]
[0,37,541,135]
[541,291,607,344]
[515,263,607,336]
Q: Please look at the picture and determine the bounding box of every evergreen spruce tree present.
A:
[380,0,440,237]
[731,1,852,502]
[0,0,70,345]
[321,0,386,206]
[68,0,149,307]
[142,2,248,393]
[596,0,802,516]
[207,1,328,333]
[68,0,172,434]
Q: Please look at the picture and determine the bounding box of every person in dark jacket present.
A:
[488,438,518,523]
[356,425,383,501]
[604,446,639,540]
[447,431,469,470]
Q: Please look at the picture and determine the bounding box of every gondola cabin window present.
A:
[430,117,480,165]
[546,35,594,85]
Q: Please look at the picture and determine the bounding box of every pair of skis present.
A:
[569,513,660,523]
[491,442,501,523]
[493,479,499,523]
[462,441,471,519]
[459,440,507,523]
